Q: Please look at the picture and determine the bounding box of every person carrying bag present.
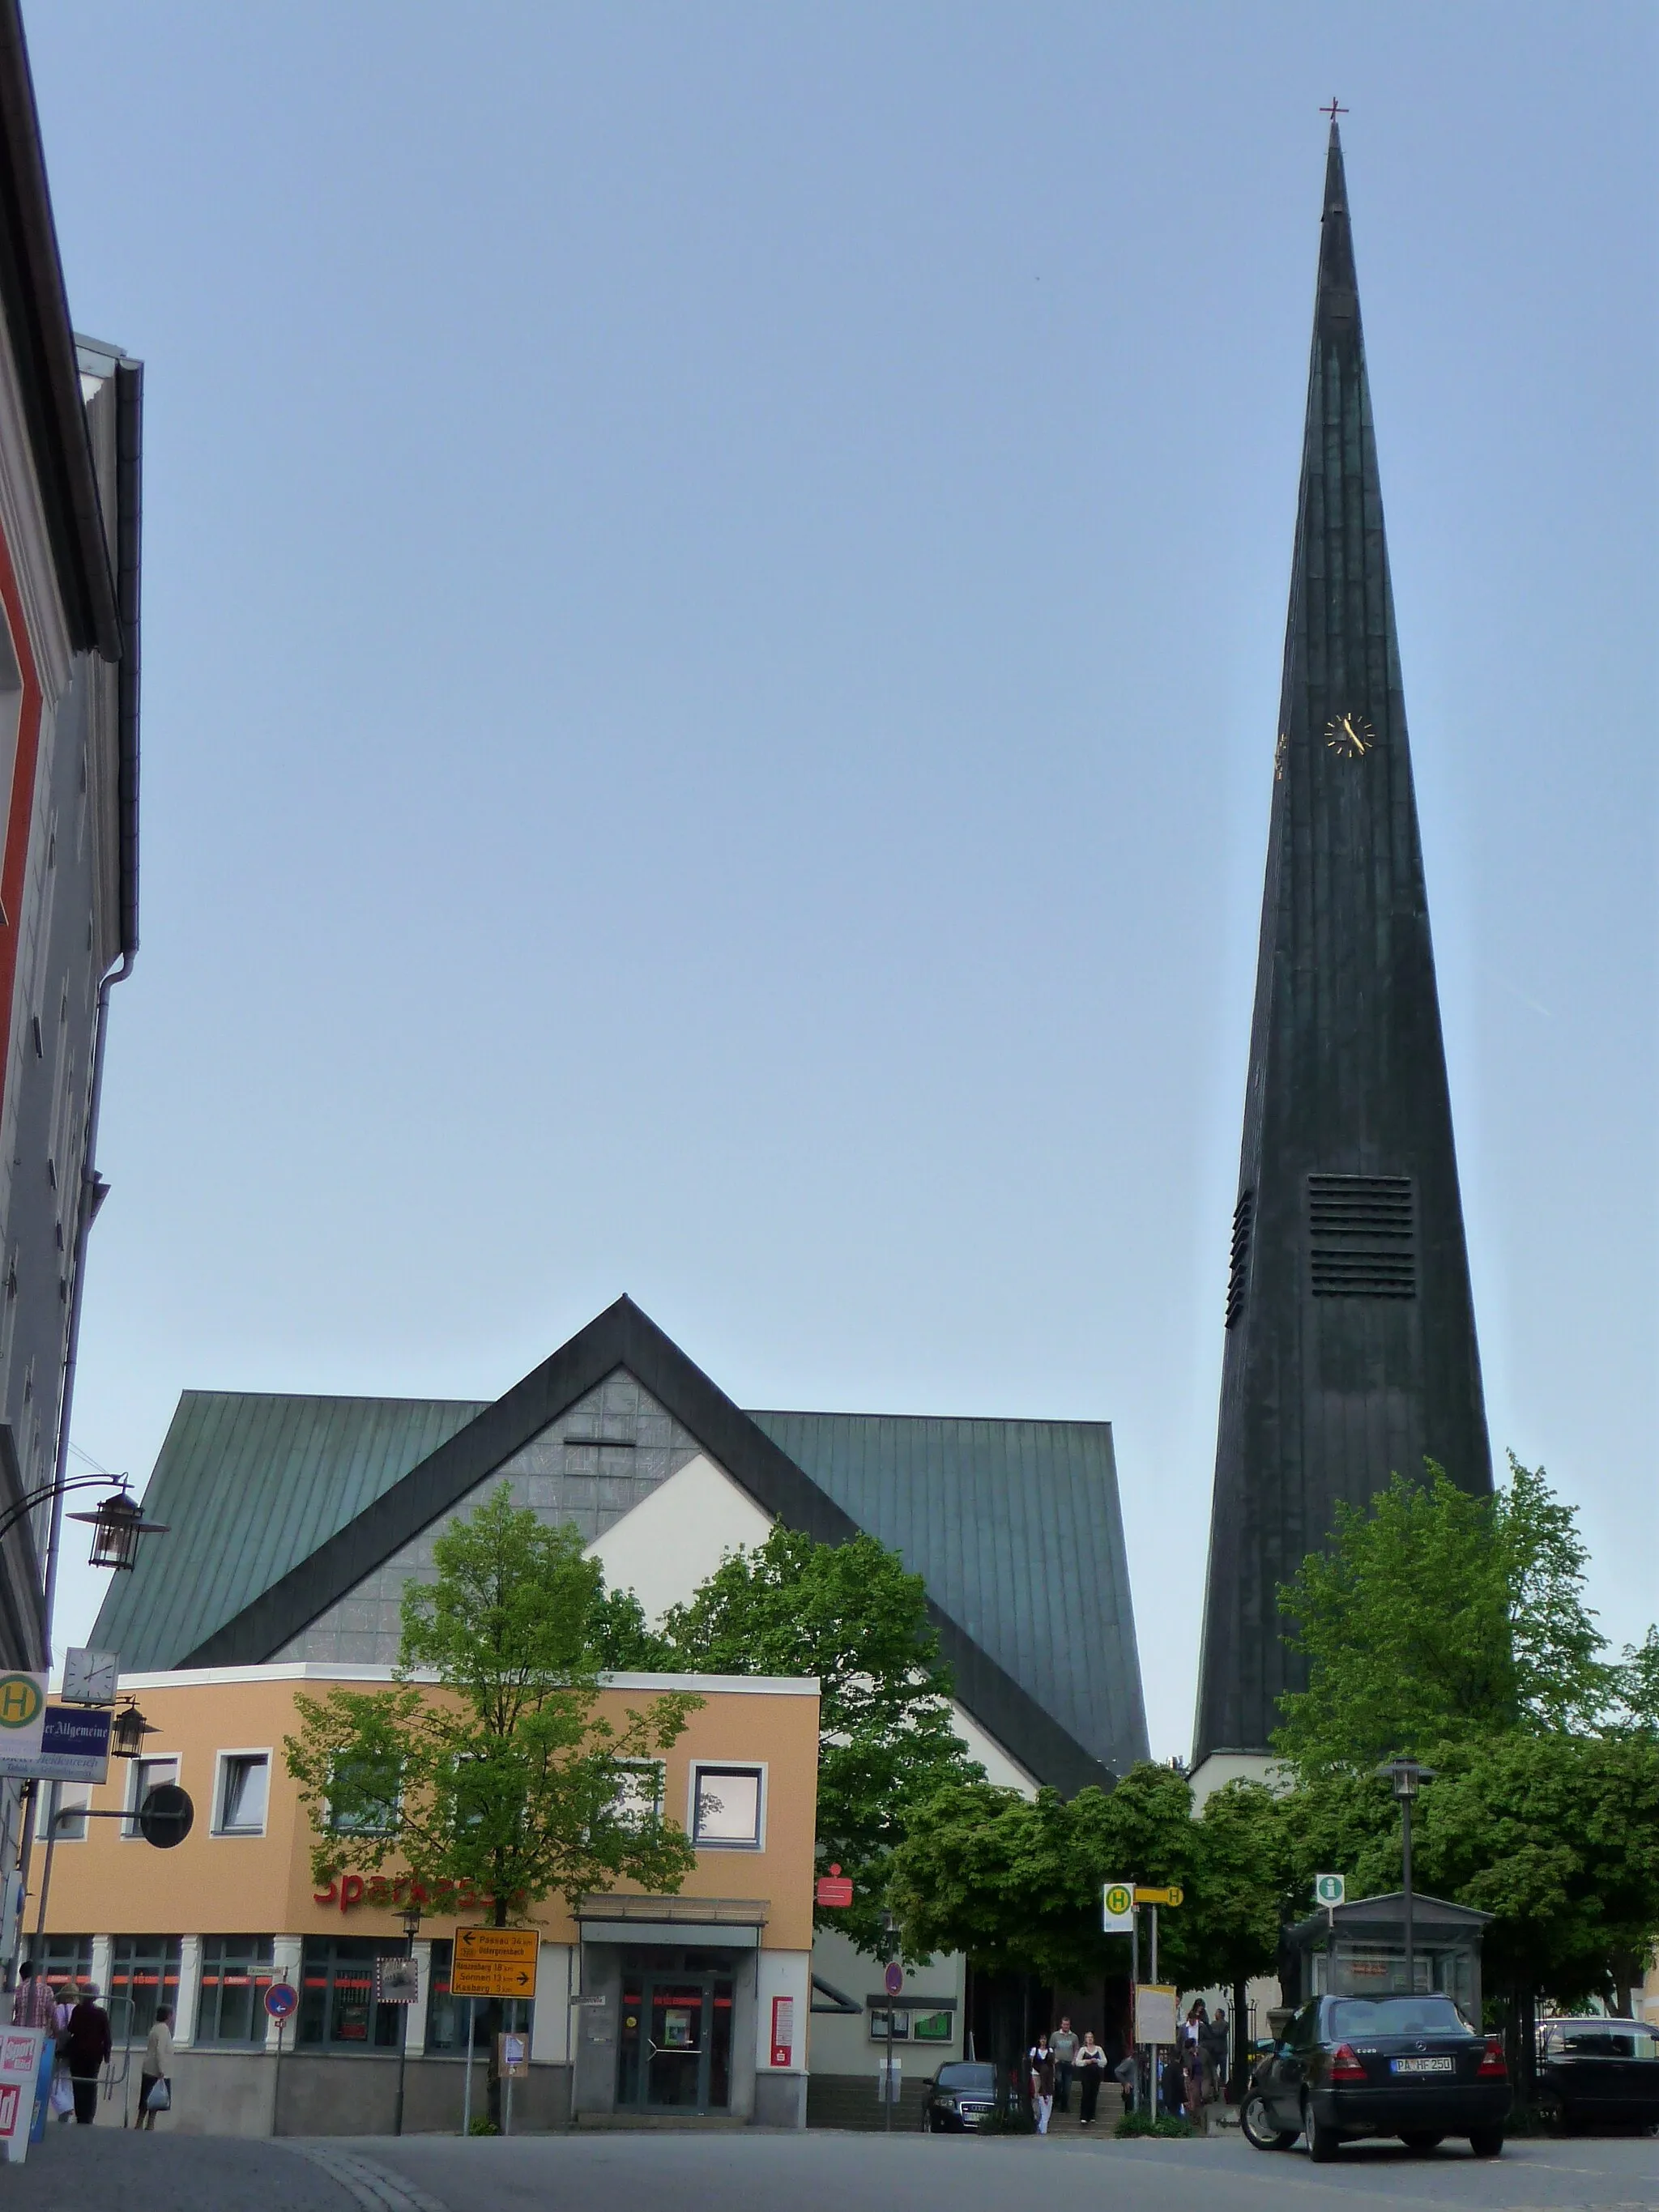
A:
[139,2006,174,2130]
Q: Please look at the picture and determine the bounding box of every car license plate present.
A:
[1390,2056,1454,2074]
[960,2102,991,2117]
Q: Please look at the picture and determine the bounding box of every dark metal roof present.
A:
[0,2,119,656]
[748,1411,1147,1780]
[90,1391,486,1671]
[92,1300,1146,1795]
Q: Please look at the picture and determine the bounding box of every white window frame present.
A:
[211,1748,274,1838]
[36,1782,91,1843]
[123,1753,181,1840]
[687,1760,767,1852]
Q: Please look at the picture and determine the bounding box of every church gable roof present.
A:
[94,1298,1141,1794]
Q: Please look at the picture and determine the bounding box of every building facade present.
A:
[37,1664,819,2134]
[1192,124,1490,1789]
[86,1295,1145,2115]
[0,5,141,1912]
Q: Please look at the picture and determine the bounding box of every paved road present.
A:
[7,2125,1659,2210]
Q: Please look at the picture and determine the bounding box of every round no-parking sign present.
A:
[264,1983,298,2021]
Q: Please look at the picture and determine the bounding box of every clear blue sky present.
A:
[31,3,1656,1761]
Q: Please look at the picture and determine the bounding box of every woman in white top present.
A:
[139,2006,174,2129]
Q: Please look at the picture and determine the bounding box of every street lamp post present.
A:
[1376,1756,1436,1994]
[394,1903,421,2136]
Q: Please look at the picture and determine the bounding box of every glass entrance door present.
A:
[617,1971,735,2112]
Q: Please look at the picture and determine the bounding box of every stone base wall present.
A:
[141,2050,572,2138]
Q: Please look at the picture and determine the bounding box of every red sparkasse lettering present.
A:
[313,1881,339,1906]
[339,1874,365,1913]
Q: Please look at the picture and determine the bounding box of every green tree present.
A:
[285,1487,700,2122]
[1274,1457,1617,1777]
[1188,1781,1289,2082]
[641,1525,982,1954]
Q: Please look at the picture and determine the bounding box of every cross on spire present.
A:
[1320,97,1348,123]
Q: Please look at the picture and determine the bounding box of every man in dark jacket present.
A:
[64,1984,111,2124]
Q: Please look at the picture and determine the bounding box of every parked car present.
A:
[1240,1993,1510,2162]
[1536,2018,1659,2134]
[921,2060,998,2132]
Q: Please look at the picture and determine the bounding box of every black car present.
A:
[1241,1993,1510,2161]
[921,2060,997,2132]
[1536,2018,1659,2133]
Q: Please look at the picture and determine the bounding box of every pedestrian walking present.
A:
[1112,2050,1137,2112]
[1074,2030,1107,2125]
[138,2005,174,2129]
[10,1960,55,2029]
[1027,2032,1056,2134]
[1181,2001,1206,2121]
[1050,2015,1078,2112]
[63,1982,111,2125]
[1201,2004,1227,2101]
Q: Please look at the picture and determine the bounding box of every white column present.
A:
[533,1944,573,2063]
[265,1936,302,2053]
[173,1935,202,2045]
[404,1941,432,2056]
[89,1934,112,2004]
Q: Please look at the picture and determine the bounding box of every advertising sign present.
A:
[1134,1984,1179,2047]
[1102,1880,1134,1933]
[0,1676,46,1776]
[815,1865,854,1907]
[19,1708,110,1785]
[450,1927,539,1999]
[770,1995,795,2068]
[0,2028,48,2165]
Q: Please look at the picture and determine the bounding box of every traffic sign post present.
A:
[450,1927,538,2000]
[265,1982,297,2123]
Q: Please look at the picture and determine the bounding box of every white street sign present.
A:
[1102,1880,1134,1934]
[1315,1873,1346,1908]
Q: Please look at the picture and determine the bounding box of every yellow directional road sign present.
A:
[450,1927,539,1999]
[1134,1885,1183,1907]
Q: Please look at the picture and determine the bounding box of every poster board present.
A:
[1134,1984,1179,2046]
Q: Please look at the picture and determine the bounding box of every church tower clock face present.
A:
[1324,711,1375,759]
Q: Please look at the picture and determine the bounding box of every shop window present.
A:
[123,1755,179,1839]
[215,1753,271,1836]
[109,1936,182,2043]
[690,1764,764,1849]
[424,1938,532,2053]
[298,1937,408,2052]
[32,1934,90,2001]
[914,2011,953,2042]
[197,1937,276,2045]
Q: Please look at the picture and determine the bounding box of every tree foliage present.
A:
[608,1524,981,1954]
[1274,1455,1620,1777]
[1265,1456,1659,2019]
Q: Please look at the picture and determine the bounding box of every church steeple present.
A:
[1191,127,1491,1775]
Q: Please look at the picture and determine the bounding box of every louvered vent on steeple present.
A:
[1307,1175,1415,1298]
[1225,1191,1254,1328]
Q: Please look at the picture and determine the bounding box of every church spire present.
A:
[1190,129,1491,1779]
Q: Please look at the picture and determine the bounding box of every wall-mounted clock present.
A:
[62,1647,119,1706]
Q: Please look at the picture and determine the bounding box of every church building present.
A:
[1191,123,1491,1796]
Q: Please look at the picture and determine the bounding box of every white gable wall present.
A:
[583,1451,772,1622]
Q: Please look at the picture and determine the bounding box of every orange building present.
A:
[36,1663,818,2134]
